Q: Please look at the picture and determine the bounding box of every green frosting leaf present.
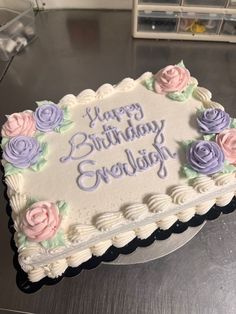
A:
[1,137,9,148]
[203,134,215,141]
[28,142,47,172]
[54,120,74,133]
[176,60,185,68]
[4,163,22,176]
[17,233,27,250]
[35,132,45,142]
[167,84,196,102]
[41,142,48,156]
[36,100,54,107]
[181,140,194,150]
[63,106,71,120]
[196,107,206,115]
[221,161,236,174]
[144,77,155,91]
[230,118,236,129]
[182,165,199,179]
[56,200,69,215]
[27,198,39,207]
[41,231,65,249]
[30,158,47,172]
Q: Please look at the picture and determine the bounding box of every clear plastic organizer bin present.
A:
[228,0,236,7]
[221,14,236,35]
[183,0,227,7]
[138,11,179,32]
[138,0,180,4]
[179,12,223,35]
[0,0,35,61]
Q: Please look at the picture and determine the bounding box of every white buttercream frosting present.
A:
[95,212,124,231]
[46,259,68,278]
[5,173,23,195]
[91,240,112,256]
[9,193,28,214]
[216,193,234,207]
[192,176,215,193]
[77,89,96,104]
[123,203,148,221]
[135,223,157,240]
[59,94,78,108]
[203,100,225,111]
[68,224,97,243]
[193,86,212,102]
[196,200,216,215]
[112,231,136,248]
[147,194,172,213]
[157,215,178,230]
[67,249,92,267]
[170,186,196,205]
[177,207,195,222]
[96,83,114,99]
[28,267,45,282]
[116,78,135,91]
[213,173,236,186]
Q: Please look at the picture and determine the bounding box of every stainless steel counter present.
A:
[0,10,236,314]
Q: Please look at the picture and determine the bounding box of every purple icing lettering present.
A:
[77,160,99,191]
[153,120,165,144]
[110,163,124,178]
[83,107,103,128]
[60,119,166,164]
[76,142,176,191]
[60,104,177,191]
[83,103,144,128]
[60,132,94,163]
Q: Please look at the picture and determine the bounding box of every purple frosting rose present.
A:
[34,103,64,132]
[187,140,225,175]
[3,136,42,168]
[197,109,230,134]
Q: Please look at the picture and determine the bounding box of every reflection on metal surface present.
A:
[104,223,206,265]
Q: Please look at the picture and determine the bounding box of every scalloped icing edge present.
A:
[4,72,236,282]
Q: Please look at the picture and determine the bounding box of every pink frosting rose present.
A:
[216,129,236,165]
[2,112,36,137]
[21,201,61,242]
[154,65,190,94]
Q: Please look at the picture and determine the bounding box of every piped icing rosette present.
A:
[143,61,196,102]
[3,136,42,168]
[34,102,64,132]
[216,129,236,165]
[21,201,61,242]
[186,140,225,175]
[2,112,36,137]
[197,109,230,134]
[154,64,190,94]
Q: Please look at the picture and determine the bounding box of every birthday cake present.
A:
[2,61,236,282]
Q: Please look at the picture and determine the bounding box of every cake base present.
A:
[9,197,236,293]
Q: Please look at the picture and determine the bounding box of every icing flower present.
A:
[154,65,190,94]
[197,109,230,134]
[2,112,36,137]
[3,136,41,168]
[21,201,61,242]
[216,129,236,165]
[34,102,64,132]
[187,140,224,175]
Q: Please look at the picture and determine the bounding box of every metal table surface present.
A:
[0,10,236,314]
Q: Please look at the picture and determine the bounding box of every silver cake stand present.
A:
[103,223,206,265]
